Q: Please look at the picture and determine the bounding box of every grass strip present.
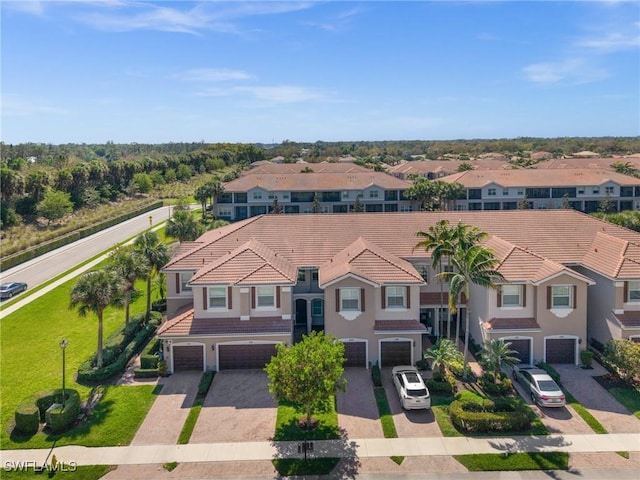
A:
[273,398,339,441]
[1,465,113,479]
[607,386,640,421]
[373,387,397,438]
[431,396,462,437]
[272,458,340,475]
[163,462,179,472]
[454,452,568,471]
[177,399,203,444]
[564,390,608,434]
[390,455,404,465]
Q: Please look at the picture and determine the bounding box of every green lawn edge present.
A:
[454,452,569,471]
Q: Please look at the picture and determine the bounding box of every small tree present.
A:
[166,204,204,242]
[108,245,148,324]
[424,338,462,376]
[311,194,322,214]
[479,339,520,384]
[36,189,74,225]
[518,196,530,210]
[604,339,640,384]
[270,197,283,214]
[598,192,616,214]
[352,196,364,213]
[561,193,572,209]
[265,331,346,428]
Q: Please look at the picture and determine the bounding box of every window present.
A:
[257,286,275,308]
[341,288,360,311]
[503,189,509,196]
[501,285,522,307]
[551,285,572,308]
[417,265,429,282]
[312,299,323,316]
[268,193,275,200]
[311,270,319,281]
[180,272,192,292]
[517,189,524,196]
[628,281,640,301]
[487,188,497,196]
[386,286,406,308]
[208,287,227,309]
[297,270,306,282]
[592,187,600,194]
[342,191,349,198]
[253,192,262,200]
[605,186,614,195]
[218,206,232,218]
[578,187,585,195]
[443,265,454,273]
[283,193,290,199]
[369,190,379,198]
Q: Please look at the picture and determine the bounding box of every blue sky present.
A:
[2,1,639,144]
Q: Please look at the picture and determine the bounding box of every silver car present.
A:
[392,365,431,410]
[512,365,566,407]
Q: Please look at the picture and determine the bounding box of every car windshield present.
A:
[407,388,428,397]
[537,380,560,392]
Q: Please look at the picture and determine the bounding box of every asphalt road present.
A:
[0,205,173,290]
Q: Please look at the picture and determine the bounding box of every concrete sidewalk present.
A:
[2,433,638,467]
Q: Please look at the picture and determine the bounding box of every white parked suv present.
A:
[392,365,431,410]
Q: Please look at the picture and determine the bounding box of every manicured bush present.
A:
[371,363,382,387]
[140,354,159,369]
[478,373,513,395]
[427,372,456,394]
[580,350,594,368]
[46,390,81,433]
[133,368,160,379]
[449,390,533,433]
[198,371,216,397]
[14,403,40,435]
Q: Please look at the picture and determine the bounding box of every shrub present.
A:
[151,299,167,313]
[46,391,81,433]
[449,359,464,378]
[478,373,513,395]
[604,339,640,384]
[198,371,216,397]
[427,372,456,394]
[140,355,159,369]
[14,403,40,435]
[371,363,382,387]
[580,350,594,368]
[146,311,162,326]
[415,358,431,370]
[133,368,160,379]
[449,391,532,433]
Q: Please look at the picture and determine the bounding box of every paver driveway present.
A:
[336,368,383,438]
[190,370,277,443]
[382,368,441,437]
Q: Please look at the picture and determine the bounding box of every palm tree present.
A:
[479,339,520,384]
[207,179,224,222]
[134,231,169,317]
[194,184,210,222]
[70,269,122,368]
[108,245,148,324]
[440,243,504,380]
[166,208,204,242]
[415,220,455,338]
[424,338,461,376]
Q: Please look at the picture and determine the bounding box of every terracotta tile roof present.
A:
[246,162,371,175]
[189,238,297,285]
[613,311,640,328]
[158,309,291,337]
[536,157,640,170]
[319,237,425,287]
[172,241,205,258]
[582,232,640,279]
[441,168,640,188]
[374,320,427,332]
[485,236,594,285]
[389,159,509,176]
[222,171,412,192]
[483,317,541,331]
[163,210,640,281]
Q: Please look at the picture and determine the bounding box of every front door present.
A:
[295,299,307,327]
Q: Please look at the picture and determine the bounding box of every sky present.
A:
[1,1,639,144]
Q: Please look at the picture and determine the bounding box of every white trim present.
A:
[340,337,369,367]
[170,342,206,374]
[499,336,533,365]
[378,337,413,367]
[320,273,379,289]
[543,335,579,365]
[532,271,595,287]
[628,335,640,341]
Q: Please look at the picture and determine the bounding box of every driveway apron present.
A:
[554,362,640,433]
[382,368,441,437]
[190,370,277,443]
[131,371,200,445]
[336,368,384,438]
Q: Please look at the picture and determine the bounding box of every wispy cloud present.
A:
[2,94,68,117]
[522,58,608,85]
[576,30,640,52]
[303,4,364,32]
[195,84,330,104]
[173,68,253,82]
[2,1,46,16]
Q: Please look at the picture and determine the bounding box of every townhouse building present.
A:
[440,169,640,213]
[215,171,414,221]
[158,210,640,373]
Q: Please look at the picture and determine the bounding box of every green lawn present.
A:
[0,269,150,448]
[373,387,397,438]
[431,396,462,437]
[454,452,568,471]
[177,399,202,444]
[273,398,339,441]
[608,386,640,421]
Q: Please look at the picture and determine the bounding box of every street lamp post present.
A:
[60,339,68,409]
[148,215,153,227]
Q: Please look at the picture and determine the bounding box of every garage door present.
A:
[546,338,576,364]
[505,339,531,364]
[173,345,204,371]
[631,337,640,343]
[381,341,411,367]
[219,344,277,369]
[343,342,366,367]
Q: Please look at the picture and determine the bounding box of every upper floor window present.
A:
[208,286,227,309]
[180,272,192,293]
[443,265,454,274]
[417,265,429,282]
[550,285,573,308]
[487,188,497,196]
[253,192,263,200]
[311,270,319,281]
[627,281,640,302]
[499,284,523,307]
[341,288,361,311]
[605,186,614,195]
[297,270,306,282]
[257,286,275,308]
[369,190,379,198]
[385,286,406,308]
[577,187,585,194]
[592,187,600,194]
[503,189,509,196]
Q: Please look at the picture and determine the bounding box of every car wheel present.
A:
[512,371,518,382]
[531,392,537,405]
[8,292,12,298]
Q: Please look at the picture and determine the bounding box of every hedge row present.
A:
[449,391,533,433]
[77,312,161,384]
[426,373,456,394]
[134,337,163,379]
[0,200,162,270]
[15,389,81,435]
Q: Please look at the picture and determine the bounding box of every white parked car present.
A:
[392,365,431,410]
[512,365,566,407]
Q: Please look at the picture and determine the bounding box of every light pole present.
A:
[148,215,153,227]
[60,339,68,408]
